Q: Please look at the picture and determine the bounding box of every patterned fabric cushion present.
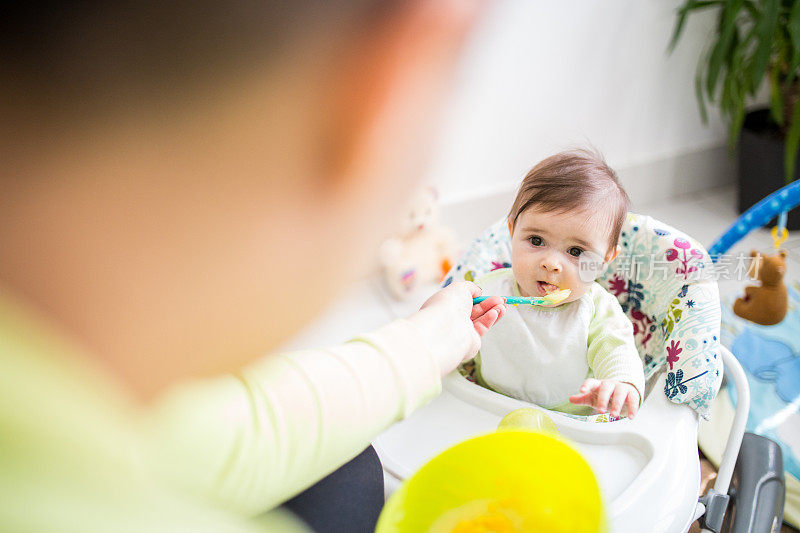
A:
[444,213,723,420]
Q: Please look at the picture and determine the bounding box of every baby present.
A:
[474,150,645,419]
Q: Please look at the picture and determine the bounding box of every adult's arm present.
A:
[146,318,440,516]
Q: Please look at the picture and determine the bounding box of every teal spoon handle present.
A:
[473,296,548,305]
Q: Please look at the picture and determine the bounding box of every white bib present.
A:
[477,269,594,407]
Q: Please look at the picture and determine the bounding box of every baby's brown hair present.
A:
[508,149,629,254]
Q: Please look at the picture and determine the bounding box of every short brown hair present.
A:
[508,149,629,252]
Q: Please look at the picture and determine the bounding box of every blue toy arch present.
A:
[707,179,800,528]
[708,181,800,260]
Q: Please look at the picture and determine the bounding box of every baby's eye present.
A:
[529,236,543,246]
[568,247,583,257]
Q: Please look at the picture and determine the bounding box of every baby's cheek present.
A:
[509,254,528,278]
[565,277,593,300]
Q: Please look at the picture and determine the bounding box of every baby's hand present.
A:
[568,379,640,419]
[470,292,507,336]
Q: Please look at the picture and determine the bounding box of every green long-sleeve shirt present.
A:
[0,289,442,532]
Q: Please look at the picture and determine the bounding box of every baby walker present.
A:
[373,197,797,532]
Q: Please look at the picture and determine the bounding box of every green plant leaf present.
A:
[669,1,693,52]
[770,67,785,125]
[695,61,709,123]
[749,0,781,94]
[669,1,724,52]
[730,87,746,151]
[722,36,748,150]
[775,24,790,79]
[743,0,759,18]
[787,47,800,84]
[784,94,800,182]
[786,0,800,83]
[707,0,745,99]
[770,25,786,124]
[790,0,800,51]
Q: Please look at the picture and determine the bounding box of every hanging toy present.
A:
[733,211,789,326]
[770,210,789,250]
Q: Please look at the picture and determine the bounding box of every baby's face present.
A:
[509,207,617,305]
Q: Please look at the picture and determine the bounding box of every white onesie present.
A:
[475,268,645,415]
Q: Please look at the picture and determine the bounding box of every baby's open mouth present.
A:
[536,281,560,296]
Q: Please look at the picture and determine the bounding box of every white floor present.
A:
[280,184,799,353]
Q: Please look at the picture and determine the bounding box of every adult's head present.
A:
[0,0,483,399]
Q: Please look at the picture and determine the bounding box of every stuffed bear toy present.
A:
[379,188,457,300]
[733,250,788,326]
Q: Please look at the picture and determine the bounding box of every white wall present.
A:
[427,0,732,208]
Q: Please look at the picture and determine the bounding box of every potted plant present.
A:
[671,0,800,229]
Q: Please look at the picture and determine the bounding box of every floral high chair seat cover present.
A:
[443,213,723,420]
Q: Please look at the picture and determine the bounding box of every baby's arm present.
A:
[570,287,645,418]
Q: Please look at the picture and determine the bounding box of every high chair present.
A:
[375,214,782,532]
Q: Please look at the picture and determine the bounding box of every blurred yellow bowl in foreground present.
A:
[376,430,605,533]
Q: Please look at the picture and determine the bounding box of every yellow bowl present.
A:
[376,430,605,533]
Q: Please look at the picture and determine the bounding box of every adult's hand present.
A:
[408,281,505,376]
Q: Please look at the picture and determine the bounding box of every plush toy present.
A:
[379,188,457,300]
[733,250,788,326]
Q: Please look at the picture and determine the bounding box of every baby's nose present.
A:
[541,255,562,273]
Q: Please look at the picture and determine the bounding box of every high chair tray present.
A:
[374,371,701,533]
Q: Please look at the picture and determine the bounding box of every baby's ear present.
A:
[507,218,514,237]
[605,245,620,264]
